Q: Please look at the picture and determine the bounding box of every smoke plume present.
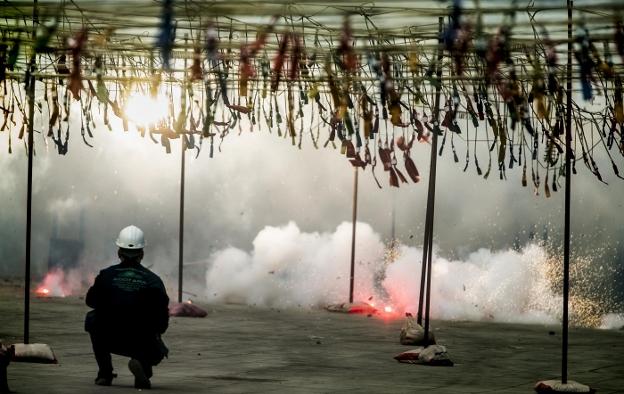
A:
[203,221,623,328]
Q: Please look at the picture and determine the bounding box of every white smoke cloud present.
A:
[203,221,611,326]
[385,244,560,324]
[600,313,624,330]
[205,221,384,307]
[21,219,623,330]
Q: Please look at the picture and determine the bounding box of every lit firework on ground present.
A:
[345,296,401,320]
[36,287,51,297]
[34,268,91,298]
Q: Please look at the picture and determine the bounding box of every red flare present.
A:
[35,287,50,297]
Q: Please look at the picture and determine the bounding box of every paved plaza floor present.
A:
[1,284,623,393]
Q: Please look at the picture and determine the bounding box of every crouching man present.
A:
[85,225,169,389]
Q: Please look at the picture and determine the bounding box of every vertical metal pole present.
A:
[178,34,188,304]
[562,0,573,384]
[390,189,396,243]
[178,131,185,304]
[24,71,35,345]
[423,16,444,346]
[348,167,359,303]
[417,175,432,324]
[24,0,38,345]
[417,177,432,324]
[423,198,436,344]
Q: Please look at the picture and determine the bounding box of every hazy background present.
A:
[1,83,623,326]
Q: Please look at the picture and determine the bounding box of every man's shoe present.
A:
[128,359,151,389]
[94,372,116,386]
[94,376,113,386]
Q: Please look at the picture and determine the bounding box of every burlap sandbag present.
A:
[534,380,595,394]
[11,343,57,364]
[400,315,435,345]
[417,344,453,366]
[394,344,453,366]
[393,347,424,364]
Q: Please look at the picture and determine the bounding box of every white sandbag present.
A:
[417,344,453,366]
[534,380,595,393]
[393,347,424,364]
[394,345,453,366]
[11,343,57,364]
[400,314,435,345]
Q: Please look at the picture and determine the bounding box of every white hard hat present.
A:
[115,225,145,249]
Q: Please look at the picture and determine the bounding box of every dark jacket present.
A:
[85,262,169,337]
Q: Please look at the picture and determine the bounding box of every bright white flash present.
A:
[124,94,168,127]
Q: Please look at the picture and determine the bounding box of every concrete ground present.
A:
[1,284,623,394]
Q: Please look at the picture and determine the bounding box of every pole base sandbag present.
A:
[394,345,453,366]
[535,380,595,393]
[11,343,57,364]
